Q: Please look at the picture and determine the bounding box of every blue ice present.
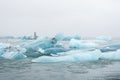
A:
[32,50,101,62]
[0,43,11,56]
[32,49,120,63]
[69,39,99,49]
[96,36,112,41]
[23,37,57,57]
[101,50,120,60]
[1,51,27,60]
[44,48,68,55]
[54,33,81,41]
[0,44,27,60]
[100,42,120,52]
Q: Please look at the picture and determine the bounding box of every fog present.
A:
[0,0,120,37]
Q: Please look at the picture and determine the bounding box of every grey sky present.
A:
[0,0,120,37]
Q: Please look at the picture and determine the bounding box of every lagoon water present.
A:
[1,59,120,80]
[0,39,120,80]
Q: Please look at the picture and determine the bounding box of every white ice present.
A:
[96,36,112,41]
[1,51,27,60]
[32,49,120,63]
[32,50,101,62]
[69,39,99,49]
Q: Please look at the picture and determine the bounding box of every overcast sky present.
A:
[0,0,120,37]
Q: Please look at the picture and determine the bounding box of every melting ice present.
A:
[1,34,120,63]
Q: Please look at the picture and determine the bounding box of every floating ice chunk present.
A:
[0,43,11,49]
[32,56,75,63]
[96,36,112,41]
[32,49,120,63]
[54,33,64,41]
[54,33,81,41]
[0,44,27,60]
[31,37,56,49]
[69,39,99,49]
[62,36,72,41]
[1,51,27,60]
[0,49,3,55]
[22,36,32,40]
[32,50,101,63]
[89,40,107,44]
[0,43,11,56]
[24,37,57,53]
[0,49,5,57]
[73,35,81,40]
[23,37,57,57]
[109,42,120,49]
[0,48,5,56]
[101,50,120,60]
[100,42,120,52]
[63,35,81,41]
[44,48,68,55]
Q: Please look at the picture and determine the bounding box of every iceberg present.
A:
[0,45,27,60]
[22,36,32,40]
[72,35,81,40]
[69,39,99,49]
[63,35,81,41]
[96,36,112,41]
[54,33,64,41]
[23,37,57,57]
[109,42,120,49]
[62,36,72,41]
[54,33,81,41]
[32,49,120,63]
[0,43,27,60]
[101,50,120,60]
[32,50,101,63]
[25,37,57,50]
[0,43,11,49]
[0,43,11,56]
[1,51,27,60]
[0,48,6,56]
[100,42,120,52]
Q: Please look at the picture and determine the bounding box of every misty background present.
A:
[0,0,120,37]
